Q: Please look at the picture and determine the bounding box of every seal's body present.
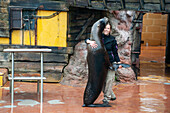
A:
[83,17,110,106]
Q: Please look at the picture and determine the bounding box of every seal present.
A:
[83,17,111,107]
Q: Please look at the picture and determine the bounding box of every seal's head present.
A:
[91,17,109,39]
[96,17,109,33]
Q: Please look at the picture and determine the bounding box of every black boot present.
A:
[110,97,116,101]
[102,99,109,105]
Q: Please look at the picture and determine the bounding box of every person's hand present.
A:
[89,41,98,48]
[118,65,122,68]
[117,62,122,68]
[87,39,98,48]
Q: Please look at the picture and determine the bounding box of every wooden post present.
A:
[166,14,170,66]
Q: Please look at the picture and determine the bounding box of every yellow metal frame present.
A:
[11,30,35,45]
[0,37,9,45]
[37,10,67,47]
[9,10,67,47]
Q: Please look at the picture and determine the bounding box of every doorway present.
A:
[139,13,170,78]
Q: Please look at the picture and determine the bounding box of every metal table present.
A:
[3,48,52,112]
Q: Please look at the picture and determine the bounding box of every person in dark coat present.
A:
[85,21,122,105]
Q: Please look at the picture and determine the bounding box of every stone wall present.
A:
[142,13,167,46]
[0,0,10,37]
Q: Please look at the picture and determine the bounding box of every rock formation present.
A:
[61,41,88,86]
[61,10,137,86]
[107,10,136,82]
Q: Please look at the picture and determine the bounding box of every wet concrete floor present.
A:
[140,46,170,77]
[0,46,170,113]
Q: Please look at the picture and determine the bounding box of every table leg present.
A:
[11,52,14,106]
[40,53,43,113]
[37,80,40,95]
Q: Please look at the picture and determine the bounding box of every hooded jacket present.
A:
[85,34,120,64]
[102,34,120,63]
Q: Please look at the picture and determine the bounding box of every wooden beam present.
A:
[139,0,144,9]
[75,14,94,40]
[103,0,107,8]
[120,0,125,9]
[131,12,143,30]
[132,12,143,23]
[73,0,77,5]
[160,0,165,11]
[87,0,92,6]
[9,53,69,63]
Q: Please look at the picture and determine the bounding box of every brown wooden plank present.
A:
[0,61,67,73]
[6,53,69,63]
[67,42,79,47]
[67,34,88,41]
[69,21,86,27]
[125,0,139,2]
[43,72,63,82]
[0,52,10,61]
[126,3,140,9]
[0,45,10,51]
[144,4,161,11]
[68,29,82,34]
[75,14,94,40]
[51,47,73,54]
[144,0,160,3]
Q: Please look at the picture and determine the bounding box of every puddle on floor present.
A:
[138,75,170,83]
[17,99,40,107]
[0,105,17,109]
[47,100,64,104]
[0,100,6,104]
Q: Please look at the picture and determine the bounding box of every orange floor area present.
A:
[0,46,169,113]
[0,80,170,113]
[140,46,170,77]
[140,46,166,63]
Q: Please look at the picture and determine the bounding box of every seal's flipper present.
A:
[82,104,111,107]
